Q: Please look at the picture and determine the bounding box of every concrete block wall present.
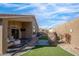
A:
[50,18,79,46]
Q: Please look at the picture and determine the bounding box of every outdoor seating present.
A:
[8,37,32,49]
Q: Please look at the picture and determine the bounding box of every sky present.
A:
[0,3,79,29]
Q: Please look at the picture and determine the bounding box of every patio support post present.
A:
[2,20,8,54]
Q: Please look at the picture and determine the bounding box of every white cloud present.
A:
[0,3,20,7]
[14,6,30,11]
[39,25,48,29]
[61,16,70,20]
[47,20,67,28]
[14,4,42,11]
[3,3,78,29]
[16,4,79,29]
[36,4,46,11]
[57,7,72,12]
[20,4,79,16]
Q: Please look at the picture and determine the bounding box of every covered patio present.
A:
[0,14,38,55]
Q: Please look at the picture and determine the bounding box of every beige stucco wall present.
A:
[0,19,8,54]
[50,18,79,46]
[0,25,3,54]
[3,20,8,54]
[32,17,39,33]
[21,22,32,38]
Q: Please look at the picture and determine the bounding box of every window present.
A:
[11,29,19,39]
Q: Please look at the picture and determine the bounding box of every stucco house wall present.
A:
[0,14,38,55]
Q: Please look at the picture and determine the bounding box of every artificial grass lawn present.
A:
[39,36,48,40]
[22,45,73,56]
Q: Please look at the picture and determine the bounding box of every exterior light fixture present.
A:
[69,29,73,32]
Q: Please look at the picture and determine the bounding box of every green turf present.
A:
[39,36,48,40]
[21,45,74,56]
